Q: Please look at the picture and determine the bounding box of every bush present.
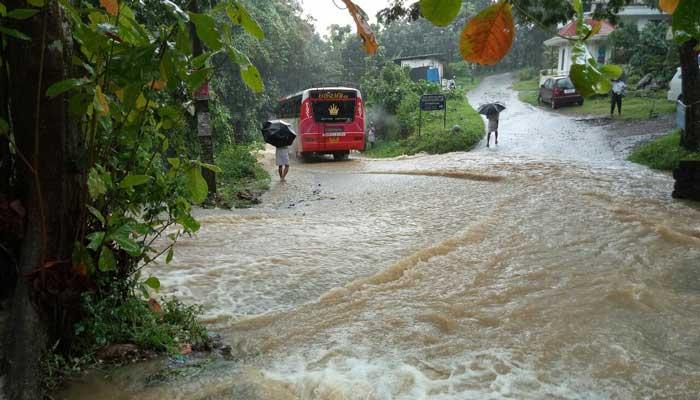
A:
[397,92,420,137]
[216,144,266,183]
[74,290,210,354]
[215,144,270,208]
[609,21,678,85]
[517,67,536,81]
[447,61,472,78]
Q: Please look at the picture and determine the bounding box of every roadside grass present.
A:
[512,77,539,106]
[455,75,482,92]
[558,92,676,120]
[364,92,484,158]
[512,72,675,120]
[628,130,700,170]
[215,143,270,208]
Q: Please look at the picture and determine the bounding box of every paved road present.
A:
[467,74,621,165]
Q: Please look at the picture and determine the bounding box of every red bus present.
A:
[277,87,365,161]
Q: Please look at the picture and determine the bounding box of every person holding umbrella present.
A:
[477,102,506,147]
[261,120,296,182]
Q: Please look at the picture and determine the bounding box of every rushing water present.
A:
[59,75,700,399]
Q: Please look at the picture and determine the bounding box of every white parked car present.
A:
[667,67,682,102]
[668,56,700,102]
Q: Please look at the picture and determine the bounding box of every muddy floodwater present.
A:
[59,75,700,399]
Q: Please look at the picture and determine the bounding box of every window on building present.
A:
[597,46,606,64]
[560,48,566,71]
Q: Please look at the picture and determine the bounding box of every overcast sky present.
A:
[300,0,392,37]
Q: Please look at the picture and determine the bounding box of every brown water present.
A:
[59,76,700,399]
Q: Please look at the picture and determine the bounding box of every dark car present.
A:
[538,77,584,109]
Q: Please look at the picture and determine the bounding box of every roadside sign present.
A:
[420,94,446,111]
[418,94,447,136]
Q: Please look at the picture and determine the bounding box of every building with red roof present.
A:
[542,1,670,78]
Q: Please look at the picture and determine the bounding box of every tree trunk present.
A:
[189,0,216,196]
[3,2,80,399]
[679,38,700,151]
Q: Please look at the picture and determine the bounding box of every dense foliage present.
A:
[608,21,679,84]
[0,0,265,392]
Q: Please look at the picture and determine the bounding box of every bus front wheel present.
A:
[333,151,349,161]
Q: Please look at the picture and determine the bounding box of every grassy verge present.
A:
[455,75,482,93]
[628,130,700,170]
[511,71,675,120]
[215,144,270,208]
[559,92,675,120]
[512,77,539,106]
[364,90,484,158]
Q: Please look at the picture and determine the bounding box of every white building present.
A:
[543,1,670,79]
[393,54,446,83]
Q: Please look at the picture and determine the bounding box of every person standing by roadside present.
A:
[610,78,626,116]
[486,111,499,147]
[275,146,290,182]
[366,122,376,150]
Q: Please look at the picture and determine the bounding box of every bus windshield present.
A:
[310,90,357,123]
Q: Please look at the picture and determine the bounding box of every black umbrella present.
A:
[261,120,296,148]
[477,102,506,116]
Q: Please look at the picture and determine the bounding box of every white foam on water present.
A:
[260,349,610,400]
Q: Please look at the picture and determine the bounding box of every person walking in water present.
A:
[486,111,499,147]
[276,146,290,182]
[610,78,626,116]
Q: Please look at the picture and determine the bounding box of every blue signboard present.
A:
[427,67,440,83]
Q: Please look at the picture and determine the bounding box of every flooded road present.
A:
[60,75,700,399]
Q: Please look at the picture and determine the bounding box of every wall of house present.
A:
[550,40,612,78]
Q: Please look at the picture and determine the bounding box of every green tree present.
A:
[0,0,264,397]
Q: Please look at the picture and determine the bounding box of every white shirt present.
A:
[612,81,626,95]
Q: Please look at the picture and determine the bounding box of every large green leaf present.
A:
[226,45,251,65]
[672,0,700,44]
[177,213,201,232]
[200,162,222,173]
[186,166,208,204]
[119,174,151,188]
[192,51,215,69]
[187,68,211,92]
[109,223,141,256]
[599,64,623,81]
[166,247,174,263]
[226,2,264,40]
[144,276,161,290]
[175,22,192,54]
[46,79,89,98]
[239,64,264,93]
[188,12,223,51]
[0,26,31,41]
[98,246,116,271]
[86,205,105,224]
[419,0,461,27]
[569,42,613,97]
[86,231,106,251]
[87,167,108,199]
[6,8,39,20]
